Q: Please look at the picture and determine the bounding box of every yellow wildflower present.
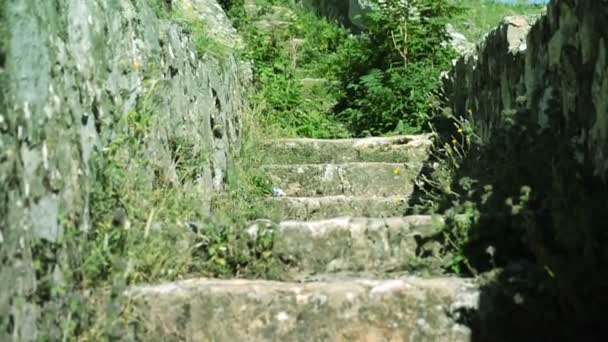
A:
[132,60,142,71]
[451,137,457,145]
[457,127,463,134]
[393,167,400,175]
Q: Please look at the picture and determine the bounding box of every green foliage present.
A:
[191,20,231,60]
[230,0,462,137]
[216,0,246,18]
[24,56,280,341]
[85,78,279,289]
[417,103,608,332]
[237,4,350,138]
[230,0,542,138]
[1,1,284,340]
[149,0,231,61]
[148,0,171,19]
[228,0,456,138]
[176,14,231,61]
[331,0,460,136]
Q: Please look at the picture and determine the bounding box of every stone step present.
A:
[252,215,443,278]
[268,195,410,220]
[262,134,432,164]
[299,77,329,89]
[127,276,478,341]
[265,162,420,197]
[253,19,291,31]
[245,4,296,20]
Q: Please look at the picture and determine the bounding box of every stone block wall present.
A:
[444,0,608,178]
[442,0,608,330]
[0,0,249,339]
[301,0,378,29]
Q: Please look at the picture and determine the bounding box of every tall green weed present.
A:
[229,0,460,137]
[331,0,460,136]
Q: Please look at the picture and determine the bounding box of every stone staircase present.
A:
[127,134,480,341]
[262,134,431,220]
[123,3,480,340]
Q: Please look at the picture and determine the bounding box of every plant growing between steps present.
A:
[75,69,283,339]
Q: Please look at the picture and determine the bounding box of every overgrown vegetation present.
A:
[1,0,556,339]
[232,3,351,138]
[332,0,460,136]
[221,0,544,138]
[413,101,608,338]
[0,1,282,339]
[225,0,462,137]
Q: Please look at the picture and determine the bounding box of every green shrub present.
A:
[331,0,460,136]
[229,0,460,137]
[237,5,350,138]
[148,0,171,18]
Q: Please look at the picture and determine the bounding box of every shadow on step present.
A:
[406,106,608,341]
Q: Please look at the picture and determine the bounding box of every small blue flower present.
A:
[272,187,286,197]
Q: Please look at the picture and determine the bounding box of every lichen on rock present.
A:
[0,0,249,339]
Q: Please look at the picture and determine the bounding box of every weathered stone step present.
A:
[265,162,420,197]
[257,215,443,277]
[262,134,432,164]
[299,77,329,89]
[127,276,478,341]
[246,4,295,31]
[268,195,410,220]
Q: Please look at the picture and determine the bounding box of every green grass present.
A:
[236,3,351,138]
[233,0,464,137]
[451,0,545,43]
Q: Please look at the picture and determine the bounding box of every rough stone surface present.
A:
[301,0,381,29]
[127,276,478,342]
[269,195,411,220]
[2,0,248,236]
[0,0,248,339]
[265,162,420,196]
[272,215,442,277]
[262,134,433,164]
[446,23,475,55]
[444,0,608,177]
[442,2,608,335]
[443,15,535,141]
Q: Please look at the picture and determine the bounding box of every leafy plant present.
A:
[331,0,460,136]
[148,0,172,18]
[236,4,350,138]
